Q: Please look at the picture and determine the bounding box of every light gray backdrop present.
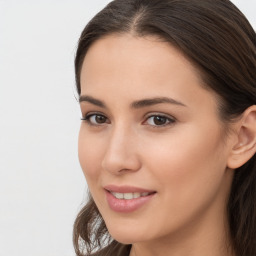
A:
[0,1,255,256]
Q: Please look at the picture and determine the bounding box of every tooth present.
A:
[114,192,124,199]
[111,191,152,200]
[133,192,140,198]
[124,193,133,200]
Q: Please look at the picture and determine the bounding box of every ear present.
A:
[227,105,256,169]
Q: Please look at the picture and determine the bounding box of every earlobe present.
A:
[227,105,256,169]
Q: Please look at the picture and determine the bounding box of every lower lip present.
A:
[105,191,155,213]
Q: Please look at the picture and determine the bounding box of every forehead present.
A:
[80,34,218,112]
[81,35,201,87]
[82,34,197,69]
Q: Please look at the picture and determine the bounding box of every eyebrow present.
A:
[79,95,106,108]
[131,97,187,108]
[79,95,187,108]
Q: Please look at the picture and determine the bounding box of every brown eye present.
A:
[146,115,175,126]
[153,116,168,125]
[95,115,107,124]
[85,114,108,125]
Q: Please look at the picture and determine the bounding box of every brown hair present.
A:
[73,1,256,255]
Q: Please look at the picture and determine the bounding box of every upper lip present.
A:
[103,184,156,193]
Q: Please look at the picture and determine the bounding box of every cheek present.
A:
[143,123,227,200]
[78,126,105,182]
[134,124,229,235]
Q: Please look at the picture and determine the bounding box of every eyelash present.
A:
[81,113,176,127]
[81,113,109,126]
[144,114,176,127]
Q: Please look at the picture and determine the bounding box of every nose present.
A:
[101,125,141,175]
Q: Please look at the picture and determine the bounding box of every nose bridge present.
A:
[110,122,128,150]
[101,121,140,174]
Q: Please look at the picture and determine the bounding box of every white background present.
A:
[0,1,255,256]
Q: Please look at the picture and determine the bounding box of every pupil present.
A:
[154,116,166,125]
[96,115,106,123]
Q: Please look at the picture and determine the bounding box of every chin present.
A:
[110,233,141,245]
[106,224,148,244]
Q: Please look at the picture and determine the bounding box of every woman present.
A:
[73,0,256,255]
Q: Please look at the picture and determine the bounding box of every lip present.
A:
[104,184,155,193]
[104,185,156,213]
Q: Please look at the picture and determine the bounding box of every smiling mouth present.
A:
[110,191,156,200]
[104,186,157,212]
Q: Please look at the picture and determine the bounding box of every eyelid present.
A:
[81,111,106,119]
[81,112,110,125]
[143,112,176,127]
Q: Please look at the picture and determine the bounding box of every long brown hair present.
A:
[73,1,256,255]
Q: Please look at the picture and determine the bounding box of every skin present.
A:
[78,34,237,256]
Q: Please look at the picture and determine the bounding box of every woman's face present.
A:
[78,35,234,245]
